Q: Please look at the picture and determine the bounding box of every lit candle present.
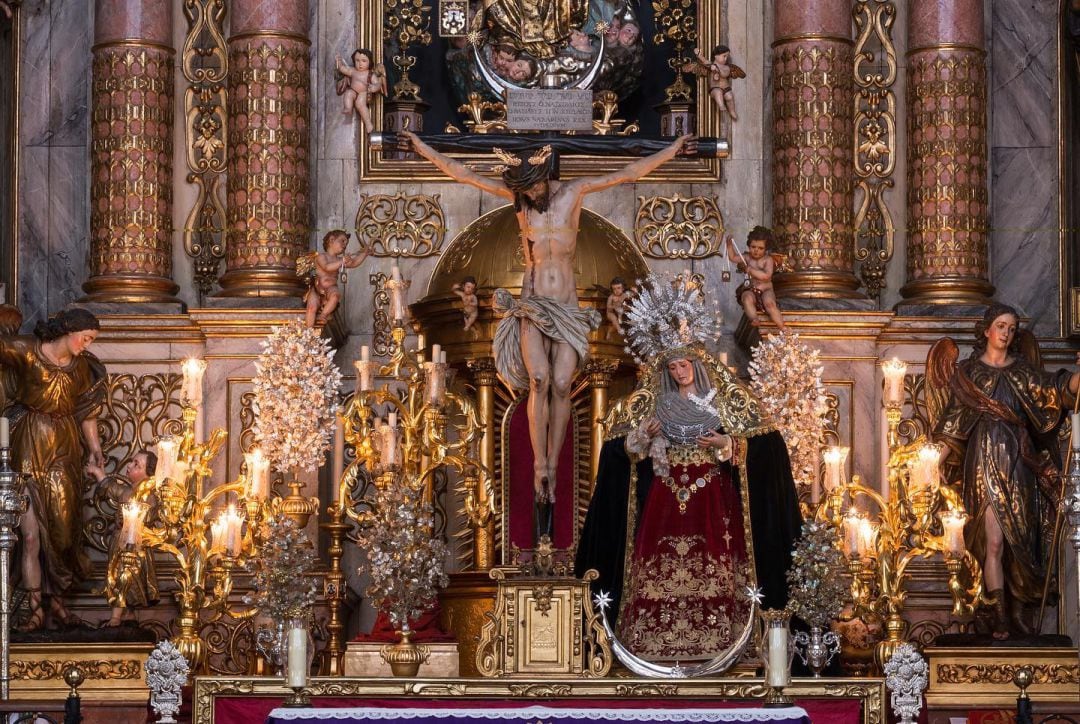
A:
[214,505,243,557]
[417,333,426,351]
[0,416,9,449]
[823,446,845,492]
[881,358,907,408]
[181,358,207,409]
[287,624,308,688]
[941,510,968,558]
[857,519,876,561]
[917,444,941,491]
[120,501,149,548]
[389,266,407,322]
[842,509,862,558]
[766,619,790,687]
[155,438,179,482]
[1072,413,1080,450]
[244,448,270,500]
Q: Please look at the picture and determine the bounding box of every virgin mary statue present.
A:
[575,275,802,664]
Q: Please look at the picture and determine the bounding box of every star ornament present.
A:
[593,590,613,611]
[595,21,609,35]
[744,586,764,605]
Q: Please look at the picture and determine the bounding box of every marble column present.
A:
[83,0,179,303]
[217,0,311,298]
[771,0,860,299]
[900,0,994,303]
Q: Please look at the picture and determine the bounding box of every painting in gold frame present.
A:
[354,0,728,182]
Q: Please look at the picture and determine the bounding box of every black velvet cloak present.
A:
[574,430,803,620]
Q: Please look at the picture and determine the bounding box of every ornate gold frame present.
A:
[193,676,887,724]
[354,0,727,181]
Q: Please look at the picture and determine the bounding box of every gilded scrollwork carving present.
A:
[852,0,897,299]
[10,659,140,680]
[87,373,184,553]
[370,272,394,357]
[936,663,1080,686]
[634,194,725,260]
[354,192,446,258]
[181,0,229,299]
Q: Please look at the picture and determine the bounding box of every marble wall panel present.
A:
[17,147,49,325]
[988,0,1059,336]
[990,146,1058,332]
[46,0,91,148]
[18,0,50,147]
[47,145,89,313]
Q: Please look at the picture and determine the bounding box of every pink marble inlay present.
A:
[94,0,172,46]
[908,0,983,50]
[775,0,853,41]
[231,0,310,38]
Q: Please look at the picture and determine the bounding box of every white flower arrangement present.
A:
[748,332,828,492]
[253,321,343,472]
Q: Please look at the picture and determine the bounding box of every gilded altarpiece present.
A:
[352,0,730,181]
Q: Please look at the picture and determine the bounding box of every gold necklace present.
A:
[662,470,714,514]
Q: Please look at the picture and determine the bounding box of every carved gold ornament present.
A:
[634,194,725,260]
[852,0,897,299]
[936,663,1079,686]
[354,192,446,258]
[10,659,140,681]
[181,0,228,299]
[369,272,394,357]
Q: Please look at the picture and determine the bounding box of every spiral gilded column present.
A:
[83,0,179,303]
[771,0,861,299]
[216,0,310,298]
[900,0,993,303]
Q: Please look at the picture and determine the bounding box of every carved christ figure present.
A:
[481,0,589,59]
[402,130,695,540]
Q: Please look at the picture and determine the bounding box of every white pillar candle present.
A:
[355,360,375,392]
[1072,412,1080,450]
[287,625,308,688]
[881,358,907,407]
[438,350,447,364]
[417,333,425,351]
[361,345,370,362]
[767,623,790,687]
[431,344,441,363]
[425,362,446,407]
[332,414,345,495]
[918,444,941,491]
[0,416,9,448]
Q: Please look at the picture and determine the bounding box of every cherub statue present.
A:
[451,276,479,330]
[606,276,630,334]
[725,226,787,332]
[335,48,387,134]
[686,44,745,121]
[297,230,370,327]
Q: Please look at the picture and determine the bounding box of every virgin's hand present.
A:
[696,431,729,448]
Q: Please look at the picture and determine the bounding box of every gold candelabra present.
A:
[321,322,493,674]
[109,360,317,672]
[816,363,986,671]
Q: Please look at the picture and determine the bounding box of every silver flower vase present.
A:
[794,626,841,677]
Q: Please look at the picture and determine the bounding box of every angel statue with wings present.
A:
[926,303,1080,639]
[685,45,745,121]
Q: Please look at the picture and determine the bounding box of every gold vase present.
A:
[380,630,430,677]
